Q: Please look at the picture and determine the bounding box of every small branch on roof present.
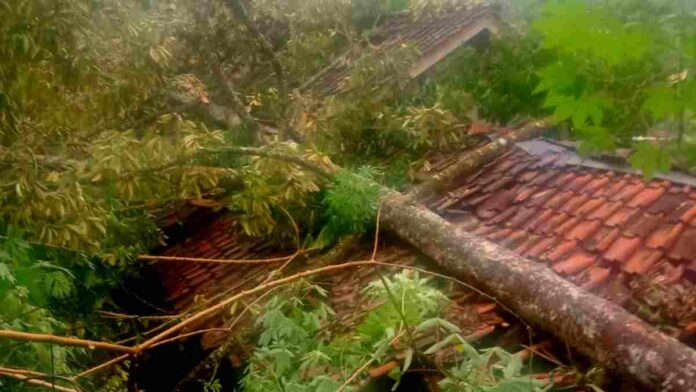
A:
[137,253,296,265]
[0,330,136,354]
[0,369,79,392]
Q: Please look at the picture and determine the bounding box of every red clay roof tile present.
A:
[544,191,575,210]
[600,179,628,198]
[611,182,646,202]
[536,212,572,235]
[654,261,685,284]
[565,220,602,241]
[487,228,513,241]
[574,198,605,217]
[586,200,622,221]
[627,187,666,208]
[508,207,538,229]
[518,170,540,183]
[470,224,497,236]
[605,207,638,227]
[553,250,597,275]
[546,239,578,262]
[646,223,685,250]
[525,189,557,208]
[530,170,559,186]
[483,176,515,193]
[514,185,538,204]
[646,193,688,215]
[500,230,528,248]
[564,173,595,192]
[623,248,662,274]
[513,234,541,255]
[667,227,696,261]
[486,206,519,225]
[524,236,557,259]
[554,216,581,236]
[580,176,610,195]
[625,213,664,238]
[604,236,641,263]
[579,266,611,289]
[584,227,622,252]
[477,189,517,213]
[679,203,696,223]
[560,194,591,215]
[526,209,556,233]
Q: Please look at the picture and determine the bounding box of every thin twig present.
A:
[0,330,135,354]
[137,253,296,265]
[0,371,78,392]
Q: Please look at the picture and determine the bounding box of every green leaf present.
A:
[0,262,15,283]
[628,142,671,180]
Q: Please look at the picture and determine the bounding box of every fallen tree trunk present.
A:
[168,95,695,389]
[379,189,696,391]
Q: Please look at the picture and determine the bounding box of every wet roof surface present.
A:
[302,5,496,97]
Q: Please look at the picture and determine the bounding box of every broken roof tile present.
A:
[604,236,641,263]
[553,250,597,275]
[627,187,666,208]
[625,213,664,238]
[646,193,688,215]
[476,189,517,213]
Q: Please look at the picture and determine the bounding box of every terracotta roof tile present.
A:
[525,209,556,233]
[508,207,538,229]
[525,189,557,208]
[476,189,517,214]
[623,248,662,275]
[553,250,597,275]
[580,176,610,195]
[543,191,574,210]
[518,170,540,183]
[604,236,641,263]
[499,230,528,248]
[584,227,622,252]
[605,207,638,227]
[627,187,666,208]
[560,194,591,215]
[679,203,696,223]
[554,216,581,236]
[625,213,664,238]
[514,185,538,204]
[530,170,559,186]
[667,227,696,261]
[482,176,515,193]
[486,206,519,225]
[586,200,622,221]
[653,261,686,284]
[574,197,605,217]
[611,182,646,202]
[565,220,602,241]
[645,223,685,250]
[524,236,557,259]
[470,224,497,236]
[487,228,513,241]
[599,179,628,198]
[546,239,578,262]
[646,193,688,215]
[535,212,571,235]
[564,173,595,192]
[579,267,611,289]
[513,234,541,255]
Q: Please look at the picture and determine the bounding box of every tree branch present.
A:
[0,330,136,354]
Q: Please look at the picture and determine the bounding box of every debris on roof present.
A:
[426,139,696,333]
[301,4,500,97]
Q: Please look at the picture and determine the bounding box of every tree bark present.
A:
[378,189,696,391]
